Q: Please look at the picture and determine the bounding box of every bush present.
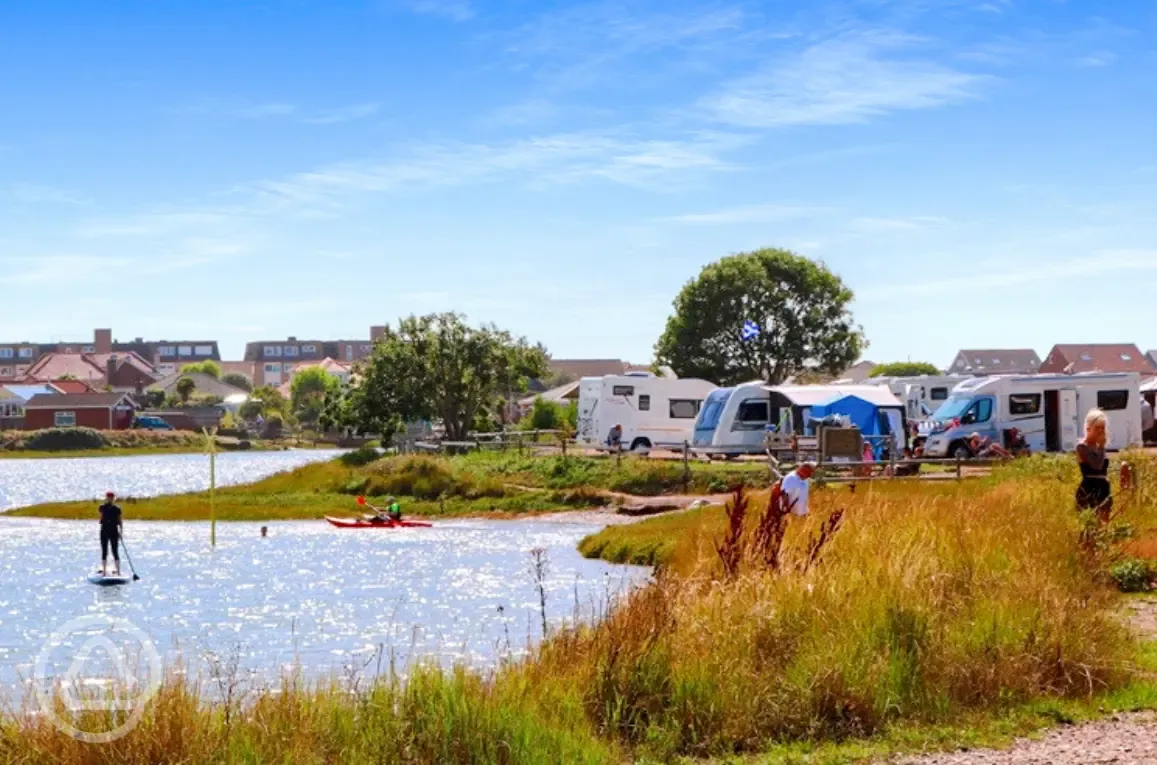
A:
[339,445,383,467]
[1110,558,1154,593]
[25,427,110,452]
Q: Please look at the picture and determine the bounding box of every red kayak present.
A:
[324,516,433,529]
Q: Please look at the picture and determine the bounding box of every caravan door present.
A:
[575,380,601,444]
[1060,389,1079,451]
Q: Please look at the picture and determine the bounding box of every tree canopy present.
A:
[291,367,341,427]
[181,360,222,379]
[869,361,942,378]
[222,372,253,392]
[655,248,865,386]
[345,312,548,442]
[175,377,196,403]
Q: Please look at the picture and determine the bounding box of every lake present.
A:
[0,449,346,511]
[2,517,646,698]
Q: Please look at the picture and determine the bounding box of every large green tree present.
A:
[222,372,253,392]
[291,367,341,427]
[655,248,865,386]
[869,361,942,378]
[348,313,548,442]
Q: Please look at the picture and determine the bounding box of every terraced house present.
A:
[0,328,220,380]
[243,326,382,387]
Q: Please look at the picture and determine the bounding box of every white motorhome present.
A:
[575,373,717,451]
[865,375,972,421]
[920,372,1143,458]
[691,382,906,458]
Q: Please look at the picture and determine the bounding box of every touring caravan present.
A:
[920,373,1143,458]
[691,382,906,458]
[575,373,717,452]
[865,375,972,420]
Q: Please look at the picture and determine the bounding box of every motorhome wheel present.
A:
[630,438,652,453]
[950,442,971,460]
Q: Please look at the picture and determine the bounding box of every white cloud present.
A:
[658,203,827,225]
[9,183,92,206]
[301,103,380,125]
[701,31,988,128]
[404,0,474,22]
[0,255,132,285]
[850,215,950,232]
[79,210,240,238]
[172,98,298,119]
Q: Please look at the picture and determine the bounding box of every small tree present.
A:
[291,368,340,428]
[176,377,196,404]
[181,361,222,379]
[222,373,253,392]
[869,361,942,378]
[526,397,565,431]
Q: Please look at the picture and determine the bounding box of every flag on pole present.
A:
[741,320,761,342]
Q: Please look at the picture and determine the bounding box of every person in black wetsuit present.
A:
[1075,409,1112,521]
[99,491,123,575]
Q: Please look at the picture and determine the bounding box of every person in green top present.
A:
[386,497,402,522]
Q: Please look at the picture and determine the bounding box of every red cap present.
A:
[106,491,115,497]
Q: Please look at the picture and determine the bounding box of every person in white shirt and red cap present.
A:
[780,461,816,517]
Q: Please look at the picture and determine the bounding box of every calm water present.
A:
[0,449,345,511]
[1,517,646,697]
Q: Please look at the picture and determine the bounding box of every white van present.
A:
[920,372,1143,458]
[865,375,972,420]
[575,373,717,452]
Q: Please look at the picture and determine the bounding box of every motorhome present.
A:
[691,382,906,458]
[574,373,716,452]
[920,372,1143,458]
[865,375,972,420]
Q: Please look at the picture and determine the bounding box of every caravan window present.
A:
[696,389,732,429]
[669,399,700,419]
[737,400,770,424]
[1097,390,1129,411]
[961,398,993,425]
[930,387,949,401]
[611,385,635,397]
[638,395,651,411]
[1008,394,1041,415]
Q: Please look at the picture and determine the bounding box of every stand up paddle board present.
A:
[88,572,133,586]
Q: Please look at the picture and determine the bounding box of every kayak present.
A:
[324,516,433,529]
[88,572,133,586]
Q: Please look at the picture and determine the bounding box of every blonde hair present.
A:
[1084,408,1108,446]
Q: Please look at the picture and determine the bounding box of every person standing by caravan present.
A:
[1075,409,1112,520]
[781,462,815,517]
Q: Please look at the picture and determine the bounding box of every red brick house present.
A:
[23,393,136,430]
[21,352,158,392]
[1038,344,1156,375]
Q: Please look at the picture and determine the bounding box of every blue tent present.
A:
[808,393,906,458]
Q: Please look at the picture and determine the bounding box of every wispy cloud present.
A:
[9,183,92,206]
[0,255,132,285]
[701,31,988,128]
[79,210,241,238]
[657,203,827,225]
[301,103,380,125]
[403,0,474,22]
[850,215,950,232]
[1075,52,1116,67]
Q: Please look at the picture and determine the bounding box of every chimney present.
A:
[94,328,113,354]
[370,326,387,342]
[107,354,118,387]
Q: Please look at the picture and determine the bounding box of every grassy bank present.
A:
[8,458,1157,763]
[6,450,768,521]
[0,428,316,459]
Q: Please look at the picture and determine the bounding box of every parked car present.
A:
[134,415,174,431]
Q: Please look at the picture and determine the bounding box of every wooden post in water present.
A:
[204,426,218,547]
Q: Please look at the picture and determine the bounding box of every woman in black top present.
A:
[99,491,123,576]
[1075,409,1111,520]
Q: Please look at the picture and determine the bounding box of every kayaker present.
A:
[98,491,123,576]
[386,497,402,522]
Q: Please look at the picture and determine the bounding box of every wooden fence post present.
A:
[682,441,690,493]
[616,443,622,468]
[955,454,962,480]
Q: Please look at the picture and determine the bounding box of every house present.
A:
[517,381,581,417]
[1147,350,1157,369]
[21,352,159,392]
[243,329,378,387]
[148,371,249,402]
[0,329,220,377]
[22,392,135,430]
[947,349,1041,375]
[1,383,62,428]
[1038,344,1157,375]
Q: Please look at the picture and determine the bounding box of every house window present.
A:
[360,344,372,353]
[81,345,95,353]
[18,348,34,358]
[302,344,317,355]
[1097,390,1129,411]
[612,385,635,397]
[282,363,294,374]
[346,346,354,361]
[195,345,213,356]
[265,363,281,373]
[669,399,701,419]
[1008,394,1041,415]
[54,411,77,427]
[284,346,300,357]
[0,366,12,377]
[638,394,650,411]
[737,400,770,424]
[0,349,12,359]
[178,346,193,357]
[264,346,282,357]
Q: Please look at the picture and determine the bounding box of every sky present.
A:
[1,0,1155,368]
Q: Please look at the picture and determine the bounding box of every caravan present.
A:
[575,373,716,452]
[920,373,1143,458]
[865,375,972,420]
[692,382,906,458]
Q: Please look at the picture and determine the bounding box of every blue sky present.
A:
[1,0,1155,368]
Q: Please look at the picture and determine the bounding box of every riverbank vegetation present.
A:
[0,427,313,459]
[9,457,1157,763]
[5,449,768,520]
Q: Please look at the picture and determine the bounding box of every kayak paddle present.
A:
[119,538,142,582]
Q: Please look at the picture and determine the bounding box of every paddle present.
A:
[119,537,142,582]
[357,496,389,523]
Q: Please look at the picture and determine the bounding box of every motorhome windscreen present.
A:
[696,388,732,429]
[934,396,973,420]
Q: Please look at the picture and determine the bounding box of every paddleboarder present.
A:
[99,491,124,576]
